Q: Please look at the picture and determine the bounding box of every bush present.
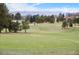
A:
[69,21,73,27]
[22,21,30,32]
[73,18,79,24]
[68,19,73,27]
[9,21,20,33]
[62,20,68,29]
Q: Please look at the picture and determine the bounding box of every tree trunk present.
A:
[25,29,26,33]
[8,28,11,32]
[5,28,7,33]
[34,22,36,26]
[14,30,17,33]
[0,29,1,33]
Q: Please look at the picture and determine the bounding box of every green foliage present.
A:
[49,15,55,23]
[11,14,14,20]
[62,18,73,29]
[9,21,20,33]
[57,17,60,23]
[69,22,73,27]
[0,3,11,33]
[62,20,68,28]
[0,25,3,33]
[22,21,30,32]
[73,18,79,24]
[29,15,55,23]
[68,19,73,27]
[57,13,65,22]
[15,12,21,20]
[35,15,44,23]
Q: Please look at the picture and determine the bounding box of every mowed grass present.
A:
[0,23,79,55]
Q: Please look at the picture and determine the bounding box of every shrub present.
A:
[62,20,68,29]
[22,21,30,32]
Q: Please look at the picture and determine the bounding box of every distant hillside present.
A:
[10,11,62,16]
[66,12,79,16]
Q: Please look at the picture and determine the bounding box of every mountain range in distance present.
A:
[10,10,65,16]
[10,10,79,16]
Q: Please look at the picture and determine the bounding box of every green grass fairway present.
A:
[0,23,79,55]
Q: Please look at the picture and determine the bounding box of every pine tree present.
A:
[0,3,9,33]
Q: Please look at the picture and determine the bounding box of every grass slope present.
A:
[0,23,79,55]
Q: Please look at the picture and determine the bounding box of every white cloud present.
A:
[6,3,39,12]
[6,3,79,15]
[30,3,41,7]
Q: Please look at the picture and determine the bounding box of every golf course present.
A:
[0,23,79,55]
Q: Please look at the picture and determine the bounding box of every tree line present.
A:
[0,3,79,33]
[0,3,30,33]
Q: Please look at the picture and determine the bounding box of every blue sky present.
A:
[6,3,79,15]
[32,3,79,8]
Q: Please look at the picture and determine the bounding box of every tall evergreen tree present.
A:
[57,13,65,22]
[0,3,9,33]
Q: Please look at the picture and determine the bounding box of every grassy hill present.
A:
[0,23,79,55]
